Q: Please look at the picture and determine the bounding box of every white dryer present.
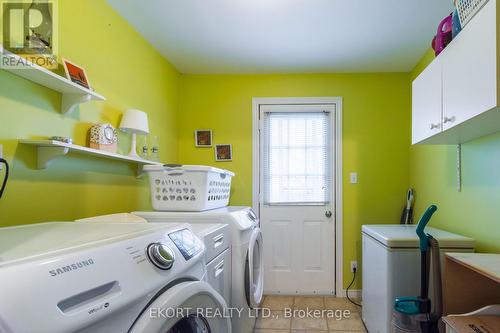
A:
[0,222,231,333]
[133,207,264,333]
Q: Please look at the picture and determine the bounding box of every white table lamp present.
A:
[119,109,150,158]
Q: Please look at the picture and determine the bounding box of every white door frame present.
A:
[252,97,343,297]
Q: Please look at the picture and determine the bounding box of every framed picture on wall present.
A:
[62,58,91,89]
[195,130,213,147]
[215,144,232,161]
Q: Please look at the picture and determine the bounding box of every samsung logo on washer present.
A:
[49,259,95,276]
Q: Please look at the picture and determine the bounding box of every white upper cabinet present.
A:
[442,0,497,131]
[412,58,443,144]
[412,0,500,144]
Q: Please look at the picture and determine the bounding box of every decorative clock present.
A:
[89,123,118,153]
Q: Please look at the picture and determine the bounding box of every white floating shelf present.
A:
[1,48,105,114]
[20,140,161,177]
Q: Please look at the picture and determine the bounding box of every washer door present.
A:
[130,281,231,333]
[245,227,264,308]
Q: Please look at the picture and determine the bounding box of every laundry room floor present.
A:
[254,296,366,332]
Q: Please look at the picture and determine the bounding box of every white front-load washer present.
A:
[132,207,264,333]
[0,222,231,333]
[76,215,233,307]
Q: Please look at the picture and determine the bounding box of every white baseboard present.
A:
[262,289,362,299]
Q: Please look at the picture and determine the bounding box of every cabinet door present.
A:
[412,57,442,144]
[442,0,497,131]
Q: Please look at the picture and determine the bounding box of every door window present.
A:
[263,111,331,205]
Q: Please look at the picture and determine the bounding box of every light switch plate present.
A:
[350,172,358,184]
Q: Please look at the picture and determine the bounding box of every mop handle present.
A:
[416,205,438,308]
[416,205,438,252]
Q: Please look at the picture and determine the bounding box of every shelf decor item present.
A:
[215,144,232,162]
[89,123,118,153]
[62,58,91,89]
[138,135,149,159]
[195,130,213,147]
[119,109,150,158]
[150,135,160,162]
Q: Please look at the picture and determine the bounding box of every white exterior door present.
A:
[259,104,335,295]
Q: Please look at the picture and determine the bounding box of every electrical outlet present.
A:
[350,261,358,272]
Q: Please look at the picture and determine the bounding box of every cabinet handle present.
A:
[443,116,456,124]
[430,123,440,130]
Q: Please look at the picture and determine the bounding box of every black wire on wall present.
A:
[0,158,9,199]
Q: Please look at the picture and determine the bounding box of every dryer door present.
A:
[245,227,264,308]
[130,281,231,333]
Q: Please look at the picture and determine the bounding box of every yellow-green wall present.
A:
[177,73,412,288]
[6,1,492,292]
[0,0,179,224]
[410,51,500,253]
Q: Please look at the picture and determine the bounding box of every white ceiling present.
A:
[108,0,453,74]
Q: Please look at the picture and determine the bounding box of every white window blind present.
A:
[263,111,331,205]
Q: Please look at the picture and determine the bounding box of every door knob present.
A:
[430,123,440,130]
[325,210,332,218]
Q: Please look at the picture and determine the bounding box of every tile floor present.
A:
[253,295,366,333]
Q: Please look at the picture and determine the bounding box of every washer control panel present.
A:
[147,242,175,270]
[168,229,203,261]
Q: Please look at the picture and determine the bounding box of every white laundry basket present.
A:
[144,164,234,212]
[456,0,489,27]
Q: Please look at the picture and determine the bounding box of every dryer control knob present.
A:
[147,243,175,270]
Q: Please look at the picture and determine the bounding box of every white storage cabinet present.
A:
[412,58,443,143]
[412,0,500,144]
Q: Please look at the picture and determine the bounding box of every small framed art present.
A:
[215,144,232,161]
[195,130,213,147]
[62,58,91,89]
